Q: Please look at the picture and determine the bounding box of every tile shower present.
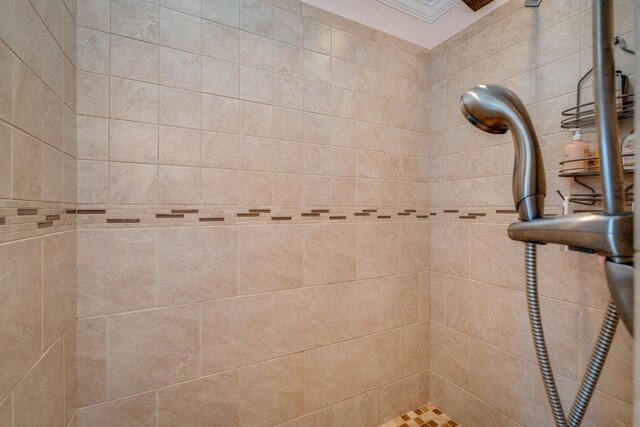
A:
[0,0,634,426]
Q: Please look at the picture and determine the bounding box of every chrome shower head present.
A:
[460,84,546,221]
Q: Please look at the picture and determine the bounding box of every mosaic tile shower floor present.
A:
[380,403,458,427]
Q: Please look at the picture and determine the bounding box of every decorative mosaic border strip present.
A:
[0,197,590,244]
[380,403,457,427]
[73,206,431,228]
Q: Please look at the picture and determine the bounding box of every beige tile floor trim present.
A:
[380,403,458,427]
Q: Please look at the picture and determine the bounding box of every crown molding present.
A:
[375,0,460,23]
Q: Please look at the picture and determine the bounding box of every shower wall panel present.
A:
[427,0,634,425]
[0,0,78,425]
[73,0,432,425]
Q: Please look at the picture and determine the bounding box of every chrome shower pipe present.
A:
[593,0,626,215]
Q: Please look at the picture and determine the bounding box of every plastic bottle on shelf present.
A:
[564,129,590,172]
[621,130,636,169]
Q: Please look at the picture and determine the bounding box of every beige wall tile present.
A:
[203,56,239,97]
[77,27,109,74]
[537,243,610,309]
[242,135,273,171]
[240,65,273,104]
[431,221,469,277]
[0,122,10,198]
[201,168,239,204]
[240,0,274,38]
[109,162,158,204]
[203,0,239,27]
[277,408,331,427]
[111,0,159,43]
[77,392,156,427]
[77,160,108,203]
[12,58,43,140]
[77,229,156,318]
[0,395,11,426]
[109,119,158,164]
[110,34,158,83]
[274,173,303,205]
[12,129,42,201]
[76,317,106,407]
[331,390,378,427]
[159,7,201,54]
[356,330,401,392]
[42,89,64,152]
[500,36,536,81]
[13,0,43,77]
[400,221,429,273]
[160,0,201,16]
[157,226,238,306]
[274,40,303,78]
[0,42,13,125]
[273,287,332,355]
[201,294,273,374]
[379,273,418,329]
[240,31,273,71]
[303,18,330,55]
[331,57,356,90]
[379,372,429,423]
[239,170,273,203]
[239,224,303,294]
[157,372,239,426]
[430,321,469,389]
[332,280,380,340]
[442,379,499,427]
[107,304,200,398]
[202,94,240,133]
[445,276,500,346]
[500,7,535,49]
[274,74,303,109]
[400,321,429,377]
[500,288,580,381]
[239,354,304,426]
[535,53,580,101]
[77,71,108,117]
[158,165,201,203]
[356,222,399,279]
[469,338,534,426]
[331,27,356,61]
[274,7,303,46]
[0,238,42,399]
[42,231,76,350]
[159,47,202,91]
[110,77,158,123]
[304,339,359,411]
[418,271,430,322]
[273,107,304,141]
[13,340,65,427]
[159,86,202,129]
[240,101,273,137]
[304,223,356,286]
[202,131,240,168]
[159,126,201,166]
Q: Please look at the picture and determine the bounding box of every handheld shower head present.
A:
[460,85,546,221]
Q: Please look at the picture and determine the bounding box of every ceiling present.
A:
[302,0,509,49]
[375,0,460,23]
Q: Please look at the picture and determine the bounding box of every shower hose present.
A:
[525,242,619,427]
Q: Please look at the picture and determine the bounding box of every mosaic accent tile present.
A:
[380,403,458,427]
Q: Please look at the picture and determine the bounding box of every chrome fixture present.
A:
[524,0,541,6]
[459,2,633,426]
[460,85,545,221]
[615,35,635,55]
